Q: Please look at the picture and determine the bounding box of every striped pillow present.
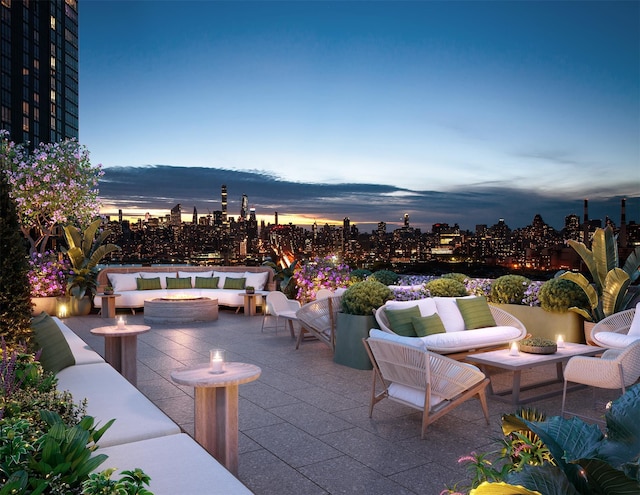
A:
[456,296,496,330]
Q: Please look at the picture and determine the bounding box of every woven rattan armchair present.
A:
[363,330,490,438]
[295,295,343,350]
[590,308,638,348]
[561,340,640,419]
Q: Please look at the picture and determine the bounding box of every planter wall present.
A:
[31,296,58,316]
[334,313,376,370]
[493,304,585,344]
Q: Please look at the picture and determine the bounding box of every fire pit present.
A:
[144,296,219,324]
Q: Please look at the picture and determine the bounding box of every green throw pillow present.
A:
[412,314,447,337]
[223,277,246,290]
[31,312,75,373]
[384,306,421,337]
[136,277,161,290]
[457,296,497,330]
[195,276,219,289]
[166,277,192,289]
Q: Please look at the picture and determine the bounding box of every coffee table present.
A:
[144,296,218,324]
[466,343,602,405]
[170,362,261,476]
[90,324,150,386]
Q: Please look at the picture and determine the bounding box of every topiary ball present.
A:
[489,275,531,304]
[538,277,589,313]
[369,270,399,286]
[424,277,468,297]
[340,279,394,316]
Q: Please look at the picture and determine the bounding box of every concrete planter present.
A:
[334,313,375,370]
[31,296,58,316]
[493,304,585,344]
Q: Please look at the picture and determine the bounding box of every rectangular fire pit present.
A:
[144,296,219,324]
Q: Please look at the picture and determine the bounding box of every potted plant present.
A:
[62,218,121,315]
[560,227,640,323]
[26,250,70,316]
[335,279,393,370]
[103,285,114,295]
[245,286,255,294]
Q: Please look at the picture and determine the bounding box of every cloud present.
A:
[99,165,638,231]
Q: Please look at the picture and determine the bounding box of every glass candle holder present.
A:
[210,349,225,374]
[116,316,126,329]
[557,335,565,348]
[509,341,520,356]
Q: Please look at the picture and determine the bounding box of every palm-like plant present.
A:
[62,219,120,298]
[560,226,640,322]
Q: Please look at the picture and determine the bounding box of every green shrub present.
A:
[341,279,393,316]
[425,278,468,297]
[538,277,590,313]
[489,275,531,304]
[349,269,372,282]
[369,270,399,286]
[442,272,469,284]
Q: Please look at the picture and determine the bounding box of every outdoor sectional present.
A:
[94,265,275,312]
[374,296,527,355]
[32,314,253,494]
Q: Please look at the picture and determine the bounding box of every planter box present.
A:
[493,304,585,344]
[334,313,375,370]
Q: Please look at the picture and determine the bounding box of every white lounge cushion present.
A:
[178,270,214,286]
[369,328,426,349]
[140,271,178,289]
[55,363,180,447]
[384,298,437,317]
[595,332,640,349]
[52,317,104,365]
[388,383,444,409]
[628,303,640,336]
[107,272,141,292]
[243,271,269,290]
[92,434,253,495]
[420,325,523,353]
[433,296,476,332]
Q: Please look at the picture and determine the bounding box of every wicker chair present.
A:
[295,295,343,350]
[561,340,640,420]
[590,308,638,348]
[261,291,300,338]
[363,330,490,438]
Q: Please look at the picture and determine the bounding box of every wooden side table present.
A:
[242,293,258,316]
[98,293,121,318]
[90,324,150,386]
[170,362,261,475]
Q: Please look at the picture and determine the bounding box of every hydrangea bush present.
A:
[27,250,70,297]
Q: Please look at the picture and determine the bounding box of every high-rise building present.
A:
[240,193,248,221]
[170,203,182,227]
[221,184,228,228]
[1,0,79,145]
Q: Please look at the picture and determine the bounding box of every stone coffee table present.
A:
[144,296,218,324]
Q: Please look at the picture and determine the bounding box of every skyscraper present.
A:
[221,184,228,226]
[240,193,248,221]
[1,0,79,145]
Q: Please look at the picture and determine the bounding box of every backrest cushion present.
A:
[384,305,421,337]
[31,312,76,373]
[214,271,243,289]
[223,277,246,290]
[628,303,640,336]
[195,276,219,289]
[384,298,437,317]
[136,277,162,290]
[433,297,467,332]
[412,314,447,337]
[166,277,192,289]
[243,271,269,290]
[368,328,426,349]
[178,270,214,286]
[107,272,141,292]
[456,296,496,329]
[140,271,177,289]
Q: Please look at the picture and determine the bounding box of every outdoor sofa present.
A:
[31,313,253,494]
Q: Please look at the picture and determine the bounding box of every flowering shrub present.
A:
[522,280,544,307]
[293,256,352,302]
[27,251,69,297]
[464,278,493,298]
[390,286,429,301]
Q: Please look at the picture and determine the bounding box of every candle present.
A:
[509,342,519,356]
[117,317,125,329]
[210,349,225,373]
[557,335,565,348]
[58,304,67,319]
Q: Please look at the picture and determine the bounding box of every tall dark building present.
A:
[1,0,79,145]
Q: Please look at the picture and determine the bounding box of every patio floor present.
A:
[63,309,619,495]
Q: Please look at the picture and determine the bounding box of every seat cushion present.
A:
[420,325,523,353]
[368,329,425,349]
[628,304,640,336]
[178,270,214,286]
[195,276,219,289]
[244,271,270,290]
[596,332,640,349]
[31,312,76,373]
[140,271,177,289]
[384,298,437,317]
[388,383,444,409]
[51,317,104,365]
[456,296,496,330]
[223,277,246,290]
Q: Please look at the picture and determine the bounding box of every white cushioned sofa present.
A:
[94,266,274,312]
[374,296,527,355]
[32,315,253,494]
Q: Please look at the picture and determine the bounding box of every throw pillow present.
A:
[140,271,176,289]
[107,272,141,292]
[195,276,220,289]
[166,277,192,289]
[223,277,246,290]
[384,305,421,337]
[457,296,497,330]
[243,271,269,290]
[412,314,447,337]
[31,312,76,373]
[136,277,162,290]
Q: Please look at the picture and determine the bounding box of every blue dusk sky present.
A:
[79,0,640,232]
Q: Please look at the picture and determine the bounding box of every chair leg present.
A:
[478,384,490,425]
[561,380,569,418]
[295,326,305,349]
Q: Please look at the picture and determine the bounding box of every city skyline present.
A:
[79,1,639,231]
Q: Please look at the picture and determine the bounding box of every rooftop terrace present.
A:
[63,310,617,494]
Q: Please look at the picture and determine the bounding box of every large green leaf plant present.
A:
[560,227,640,322]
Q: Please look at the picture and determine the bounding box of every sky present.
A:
[79,0,640,232]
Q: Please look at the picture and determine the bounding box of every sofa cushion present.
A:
[244,271,269,290]
[388,383,444,409]
[628,302,640,336]
[457,296,496,330]
[166,277,192,289]
[385,305,421,337]
[55,363,180,447]
[31,312,76,373]
[420,326,524,354]
[433,297,469,332]
[412,314,447,337]
[223,277,246,290]
[136,277,162,290]
[384,298,437,317]
[178,270,214,286]
[596,332,640,348]
[140,271,177,289]
[195,276,219,289]
[107,272,141,292]
[368,329,425,349]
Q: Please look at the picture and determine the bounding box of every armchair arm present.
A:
[564,355,623,389]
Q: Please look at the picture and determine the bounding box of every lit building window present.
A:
[50,16,56,30]
[50,56,55,68]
